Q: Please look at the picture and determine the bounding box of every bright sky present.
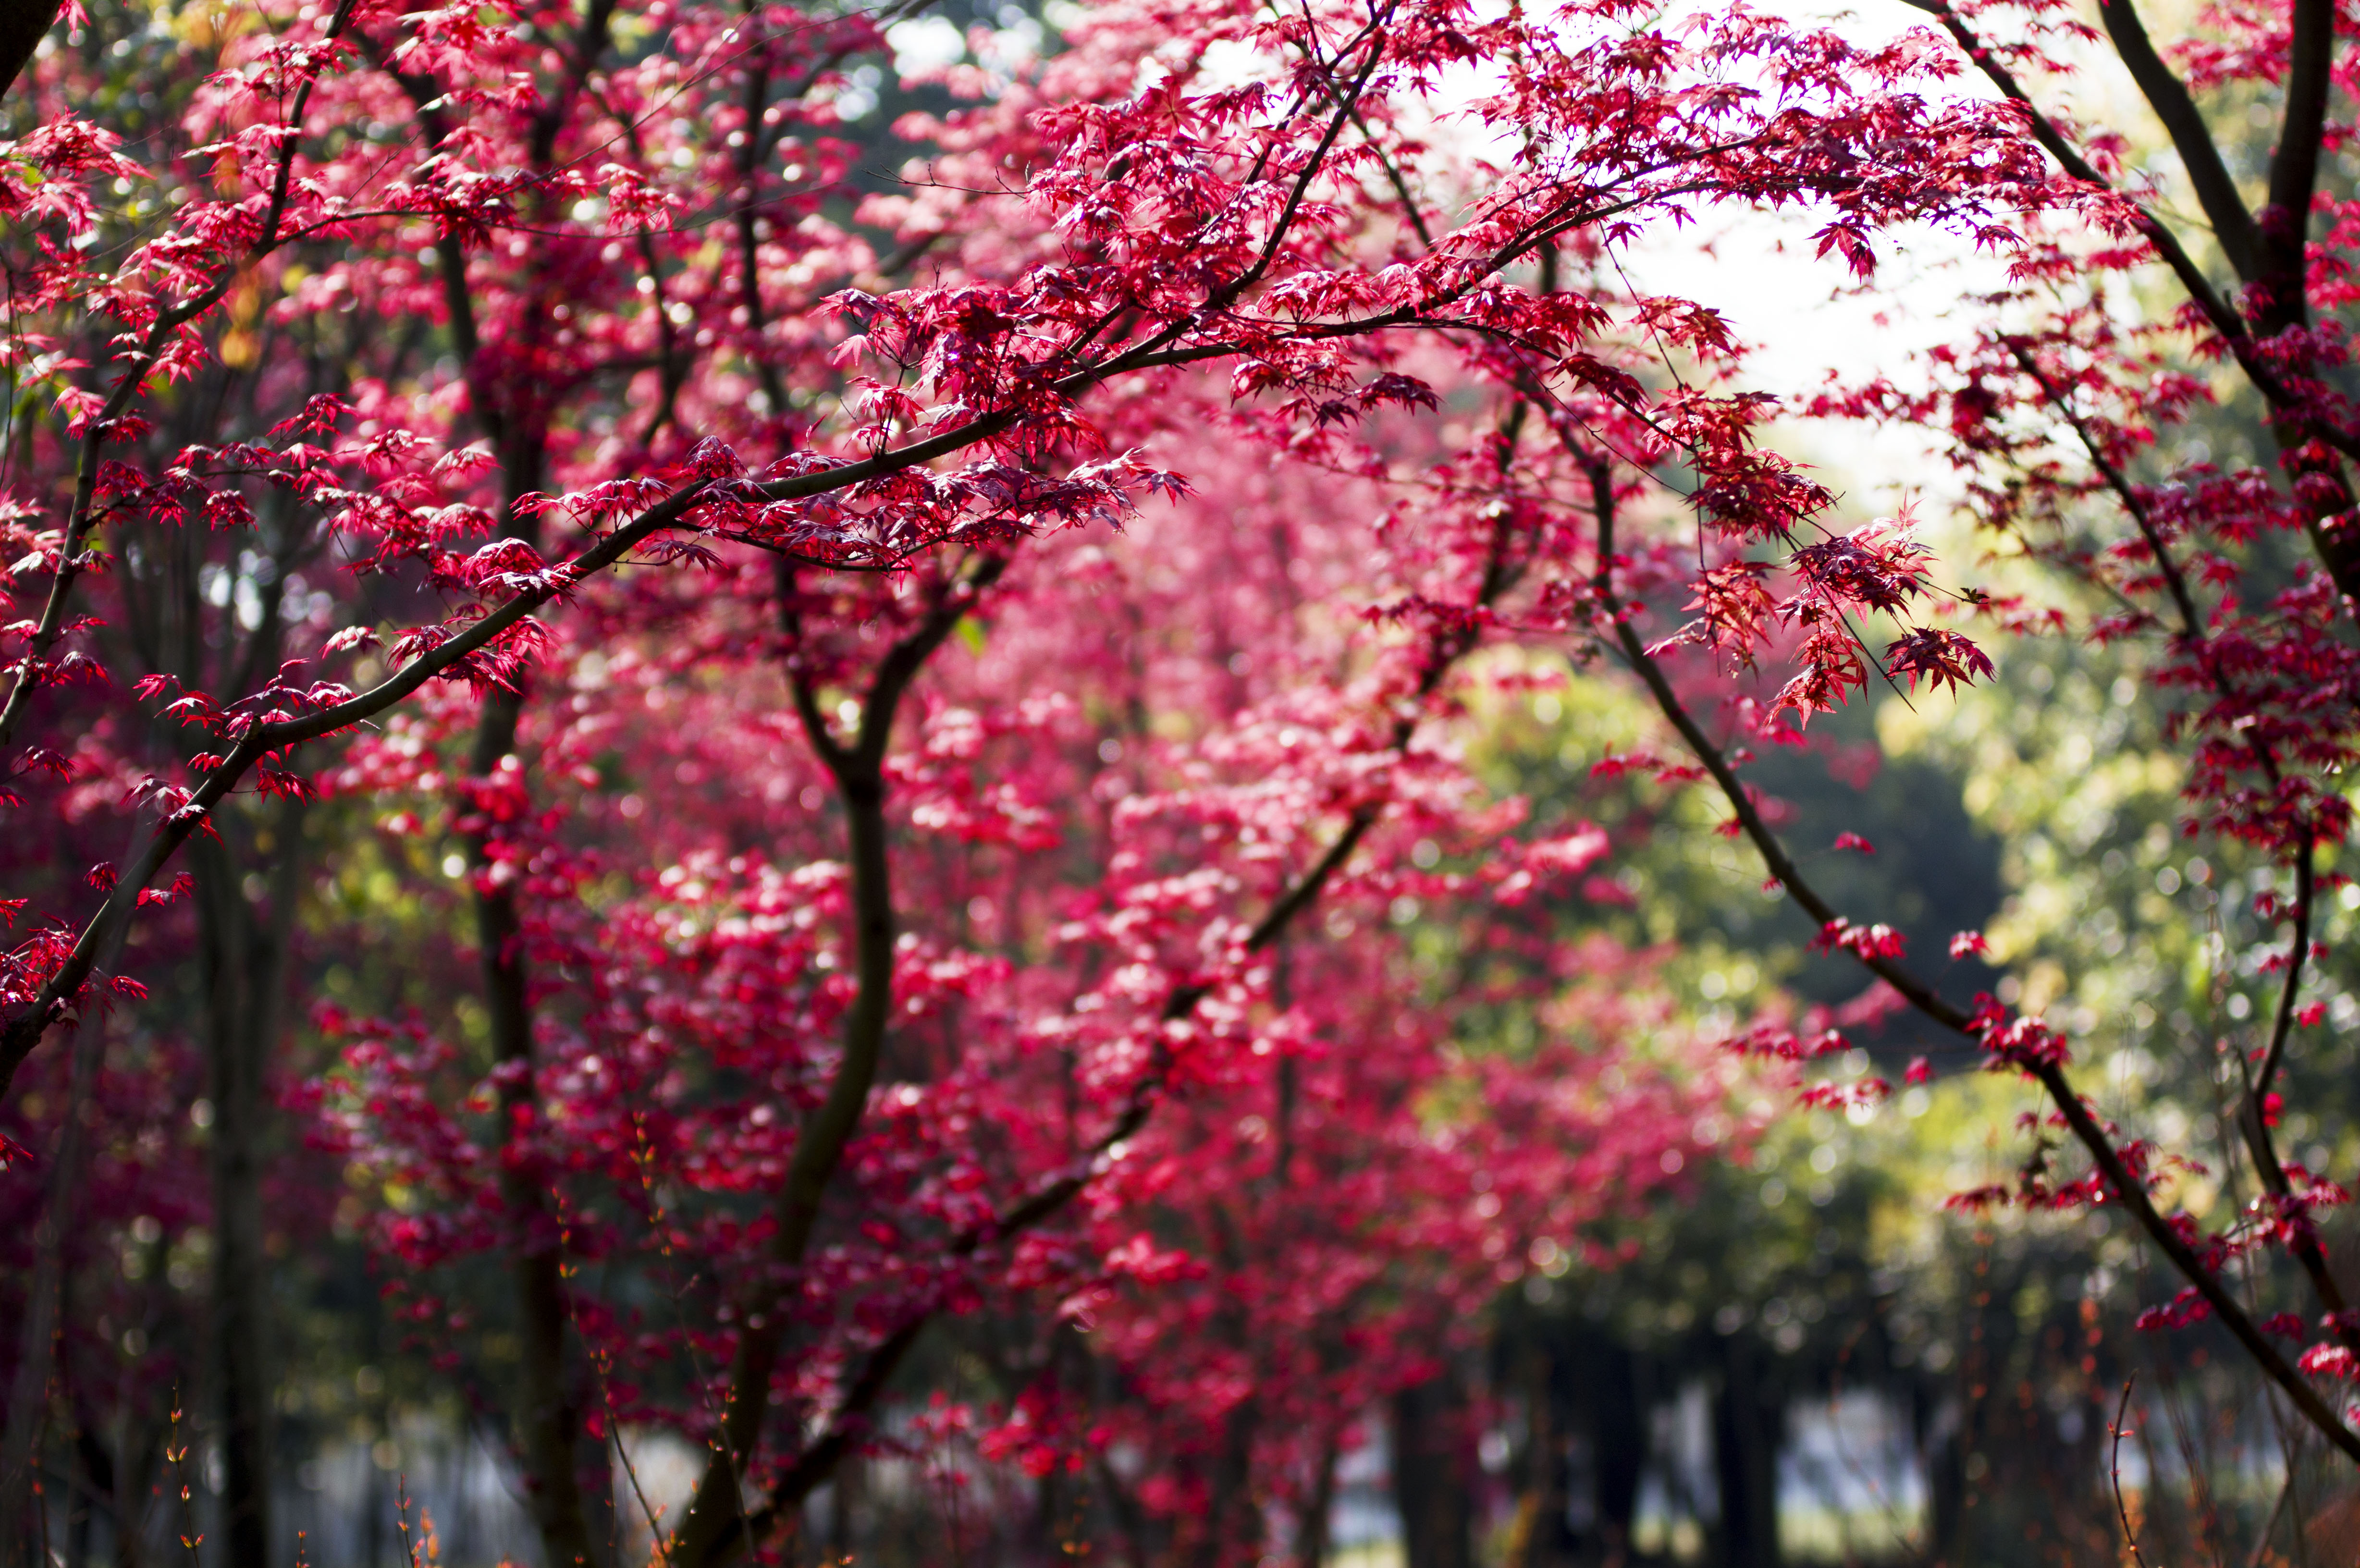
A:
[1620,204,2013,512]
[1610,0,2032,515]
[1610,0,2201,519]
[890,0,2185,520]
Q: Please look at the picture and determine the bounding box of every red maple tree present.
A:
[6,0,2360,1558]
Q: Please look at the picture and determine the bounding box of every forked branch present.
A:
[674,406,1540,1568]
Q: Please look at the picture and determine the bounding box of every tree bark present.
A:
[468,655,607,1568]
[1390,1372,1475,1568]
[665,557,1006,1568]
[1583,1337,1644,1566]
[0,0,57,99]
[1194,1395,1260,1567]
[1710,1336,1781,1568]
[1294,1426,1340,1568]
[189,795,305,1568]
[1508,1343,1574,1568]
[0,1004,104,1566]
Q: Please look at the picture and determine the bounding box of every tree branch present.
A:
[676,418,1540,1567]
[0,0,60,100]
[664,550,1010,1568]
[2095,0,2258,281]
[2261,0,2335,310]
[0,0,361,764]
[1573,439,2360,1466]
[0,96,1728,1113]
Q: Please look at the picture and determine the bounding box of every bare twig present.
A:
[2112,1378,2147,1568]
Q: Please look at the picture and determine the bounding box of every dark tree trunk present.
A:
[470,675,609,1568]
[667,557,1006,1568]
[1586,1339,1644,1566]
[830,1455,860,1563]
[0,0,58,99]
[67,1422,113,1568]
[190,796,305,1568]
[1193,1396,1260,1567]
[1295,1425,1340,1568]
[0,1005,105,1566]
[1914,1383,1966,1566]
[1711,1337,1781,1568]
[1391,1371,1475,1568]
[1094,1452,1153,1568]
[1509,1343,1576,1568]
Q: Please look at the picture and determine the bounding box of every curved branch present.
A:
[664,549,1010,1568]
[2259,843,2313,1102]
[1898,0,2246,341]
[1574,440,2360,1466]
[1898,1,2360,454]
[2228,842,2358,1362]
[2005,341,2208,647]
[2094,0,2258,282]
[676,420,1541,1568]
[0,0,60,100]
[2000,240,2355,1370]
[1904,0,2360,609]
[2262,0,2335,309]
[0,74,1763,1118]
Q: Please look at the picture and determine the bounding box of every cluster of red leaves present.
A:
[29,0,2360,1538]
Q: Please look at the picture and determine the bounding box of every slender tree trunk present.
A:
[1582,1336,1644,1568]
[1094,1450,1153,1568]
[450,381,611,1563]
[1195,1396,1260,1567]
[1295,1426,1341,1568]
[0,1006,105,1566]
[1391,1371,1475,1568]
[470,675,606,1568]
[1510,1342,1574,1568]
[1912,1374,1970,1566]
[190,794,306,1568]
[666,558,1005,1568]
[203,932,274,1568]
[1711,1336,1781,1568]
[828,1455,858,1563]
[1195,1206,1261,1568]
[1,816,146,1567]
[67,1422,112,1568]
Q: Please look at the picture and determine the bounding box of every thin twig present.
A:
[2112,1377,2147,1568]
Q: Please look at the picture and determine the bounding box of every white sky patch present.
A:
[1070,0,2197,519]
[889,14,968,76]
[891,8,1049,92]
[1590,0,2188,516]
[1618,206,2015,507]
